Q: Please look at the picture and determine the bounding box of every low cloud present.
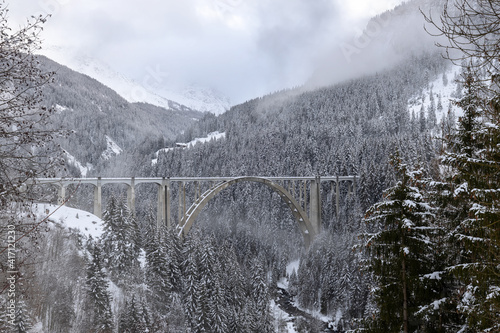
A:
[8,0,410,104]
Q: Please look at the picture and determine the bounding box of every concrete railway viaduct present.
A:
[33,176,356,245]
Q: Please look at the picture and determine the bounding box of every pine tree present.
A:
[249,258,273,332]
[14,298,31,333]
[440,70,500,331]
[424,0,500,328]
[420,104,427,133]
[165,227,183,294]
[145,226,173,305]
[85,238,114,333]
[210,278,228,333]
[182,233,202,332]
[288,269,299,297]
[428,89,437,129]
[362,154,438,333]
[119,295,146,333]
[100,196,140,285]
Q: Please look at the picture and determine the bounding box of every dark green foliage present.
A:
[439,70,500,331]
[362,155,438,332]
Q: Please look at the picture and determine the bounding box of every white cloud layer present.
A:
[8,0,405,104]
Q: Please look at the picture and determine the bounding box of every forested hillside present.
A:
[38,56,204,177]
[130,51,451,330]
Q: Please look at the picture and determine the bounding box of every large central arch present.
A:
[177,177,317,246]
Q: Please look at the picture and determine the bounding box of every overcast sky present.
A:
[8,0,405,104]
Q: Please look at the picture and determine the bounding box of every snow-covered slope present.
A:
[39,45,231,115]
[101,135,123,161]
[408,65,463,121]
[63,150,92,177]
[33,203,104,238]
[152,131,226,165]
[184,131,226,147]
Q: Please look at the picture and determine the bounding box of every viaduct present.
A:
[33,176,356,245]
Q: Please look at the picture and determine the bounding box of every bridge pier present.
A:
[58,185,66,206]
[127,177,135,215]
[94,177,102,218]
[157,178,165,230]
[352,175,357,195]
[309,176,321,235]
[166,179,171,229]
[336,175,340,218]
[179,182,186,225]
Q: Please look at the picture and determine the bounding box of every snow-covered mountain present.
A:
[39,45,231,115]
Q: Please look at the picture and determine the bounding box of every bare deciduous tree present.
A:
[423,0,500,75]
[0,2,64,207]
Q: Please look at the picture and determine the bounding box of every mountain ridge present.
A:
[38,45,231,115]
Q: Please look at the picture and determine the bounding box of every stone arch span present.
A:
[177,177,317,246]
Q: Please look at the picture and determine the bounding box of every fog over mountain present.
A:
[9,0,407,105]
[39,45,232,115]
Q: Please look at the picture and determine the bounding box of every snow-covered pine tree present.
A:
[362,154,438,333]
[424,0,500,327]
[100,195,140,285]
[249,257,273,333]
[209,278,228,333]
[119,295,147,333]
[420,103,427,133]
[428,89,437,129]
[440,69,500,331]
[14,298,32,333]
[85,238,114,333]
[165,227,183,294]
[144,225,173,306]
[288,268,299,298]
[181,232,202,331]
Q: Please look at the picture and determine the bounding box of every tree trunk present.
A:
[402,254,408,333]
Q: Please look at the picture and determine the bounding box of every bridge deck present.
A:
[32,175,356,185]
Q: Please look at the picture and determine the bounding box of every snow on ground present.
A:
[286,260,300,276]
[152,131,226,165]
[270,300,298,333]
[27,322,43,333]
[101,135,123,160]
[138,249,147,269]
[277,260,335,330]
[54,104,70,113]
[32,203,104,239]
[290,298,333,325]
[277,260,337,329]
[408,65,463,121]
[63,149,93,177]
[187,131,226,147]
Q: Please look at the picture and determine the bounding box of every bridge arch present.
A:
[177,177,317,246]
